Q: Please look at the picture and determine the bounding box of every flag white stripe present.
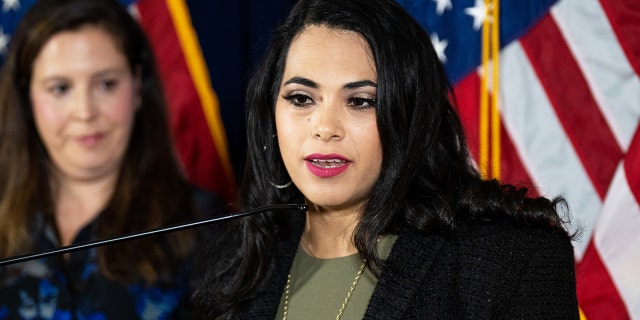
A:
[499,42,601,259]
[595,165,640,319]
[551,0,640,151]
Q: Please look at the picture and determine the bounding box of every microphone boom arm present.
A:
[0,203,307,267]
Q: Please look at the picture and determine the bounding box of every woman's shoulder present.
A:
[454,218,573,256]
[396,217,574,266]
[430,218,576,275]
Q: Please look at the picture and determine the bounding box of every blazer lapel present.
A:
[365,230,446,319]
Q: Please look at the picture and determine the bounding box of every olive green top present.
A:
[276,235,397,319]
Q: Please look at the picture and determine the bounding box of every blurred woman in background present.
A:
[0,0,220,318]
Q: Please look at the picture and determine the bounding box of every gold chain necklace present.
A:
[282,259,366,320]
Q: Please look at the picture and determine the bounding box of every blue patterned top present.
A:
[0,189,220,320]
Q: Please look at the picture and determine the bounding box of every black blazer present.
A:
[242,213,579,319]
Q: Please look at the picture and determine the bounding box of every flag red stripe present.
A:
[135,0,233,201]
[519,14,622,200]
[599,0,640,77]
[576,240,631,319]
[455,73,481,162]
[624,130,640,204]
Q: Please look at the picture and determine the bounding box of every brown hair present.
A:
[0,0,200,284]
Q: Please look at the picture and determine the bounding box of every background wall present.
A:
[187,0,296,178]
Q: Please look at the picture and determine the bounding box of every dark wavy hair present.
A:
[0,0,200,284]
[193,0,571,317]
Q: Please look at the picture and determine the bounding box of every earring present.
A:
[270,181,292,189]
[263,133,289,188]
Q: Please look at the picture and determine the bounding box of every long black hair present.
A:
[192,0,570,317]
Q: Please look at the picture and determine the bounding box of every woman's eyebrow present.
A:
[283,76,318,88]
[344,80,377,89]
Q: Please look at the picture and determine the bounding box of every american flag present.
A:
[396,0,639,318]
[0,0,236,203]
[1,0,638,318]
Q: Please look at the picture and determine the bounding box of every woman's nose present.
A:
[310,101,344,141]
[72,90,97,121]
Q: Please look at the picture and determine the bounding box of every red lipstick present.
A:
[304,153,351,178]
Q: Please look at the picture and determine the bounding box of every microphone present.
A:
[0,203,308,267]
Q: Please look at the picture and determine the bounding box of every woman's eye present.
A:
[99,79,118,91]
[48,83,70,96]
[284,93,313,107]
[349,97,376,109]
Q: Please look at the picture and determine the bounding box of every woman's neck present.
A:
[52,172,117,246]
[301,206,360,259]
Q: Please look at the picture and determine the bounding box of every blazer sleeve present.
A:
[503,229,580,319]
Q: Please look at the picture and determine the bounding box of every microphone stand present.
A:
[0,203,307,267]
